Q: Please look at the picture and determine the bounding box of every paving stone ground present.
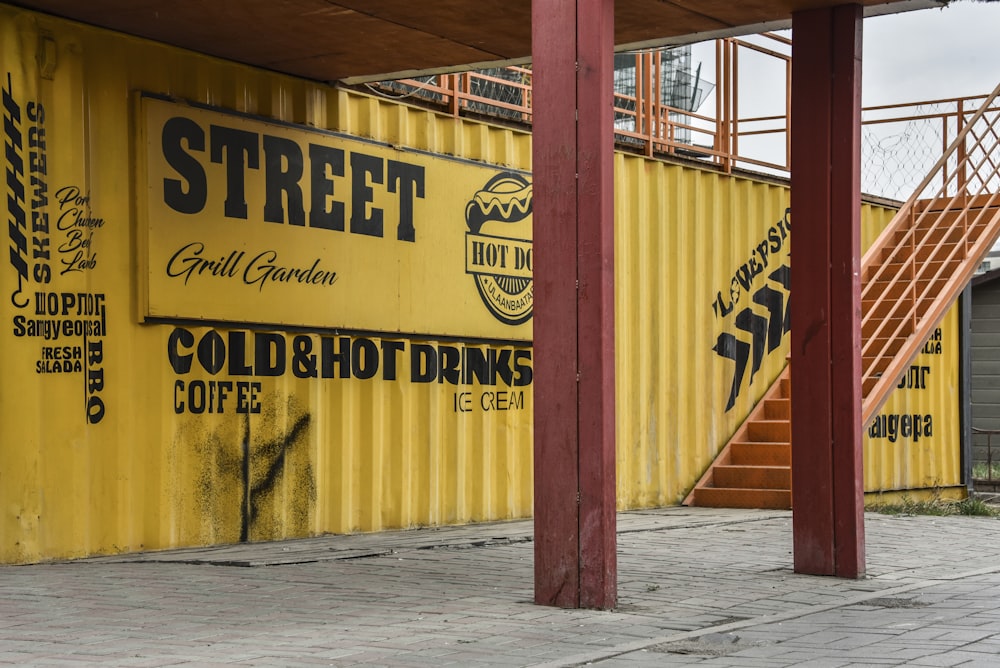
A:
[3,507,1000,666]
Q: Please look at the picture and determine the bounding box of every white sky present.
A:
[681,1,1000,197]
[863,1,1000,106]
[690,1,1000,115]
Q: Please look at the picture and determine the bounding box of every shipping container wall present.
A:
[0,5,964,565]
[0,6,534,564]
[614,157,794,507]
[860,224,961,493]
[613,154,961,507]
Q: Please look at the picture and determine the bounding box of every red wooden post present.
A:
[790,4,866,578]
[532,0,617,609]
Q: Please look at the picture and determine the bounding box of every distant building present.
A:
[976,248,1000,275]
[612,45,714,143]
[970,268,1000,482]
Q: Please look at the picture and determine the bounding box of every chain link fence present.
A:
[862,96,1000,201]
[862,102,960,201]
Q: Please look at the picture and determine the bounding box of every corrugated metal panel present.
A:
[0,4,965,564]
[0,6,532,564]
[160,327,535,543]
[136,95,534,339]
[861,214,962,492]
[612,152,958,506]
[863,311,961,491]
[334,90,532,171]
[614,156,795,508]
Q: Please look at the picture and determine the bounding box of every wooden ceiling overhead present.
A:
[9,0,942,83]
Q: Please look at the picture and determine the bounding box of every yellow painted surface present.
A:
[614,157,794,507]
[612,152,958,506]
[865,486,966,506]
[0,4,965,564]
[139,96,533,337]
[0,5,532,564]
[861,223,962,493]
[163,327,534,545]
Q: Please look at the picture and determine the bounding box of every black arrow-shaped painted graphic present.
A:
[769,265,791,334]
[713,262,793,413]
[735,307,768,386]
[713,332,751,411]
[752,285,785,353]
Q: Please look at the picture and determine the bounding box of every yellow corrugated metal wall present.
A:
[0,5,533,563]
[860,224,961,493]
[613,154,961,507]
[0,4,965,564]
[614,157,794,507]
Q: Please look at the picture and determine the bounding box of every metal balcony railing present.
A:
[368,34,996,202]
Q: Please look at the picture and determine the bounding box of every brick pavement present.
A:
[2,508,1000,666]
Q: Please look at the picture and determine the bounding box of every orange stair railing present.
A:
[687,81,1000,509]
[861,81,1000,420]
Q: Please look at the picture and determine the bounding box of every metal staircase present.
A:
[686,81,1000,509]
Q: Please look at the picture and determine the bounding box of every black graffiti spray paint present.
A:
[4,72,29,308]
[239,411,312,542]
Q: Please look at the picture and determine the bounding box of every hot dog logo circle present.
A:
[464,172,533,325]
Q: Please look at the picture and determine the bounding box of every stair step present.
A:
[863,336,906,362]
[864,366,899,389]
[863,268,912,289]
[862,279,914,302]
[913,261,964,283]
[730,441,790,466]
[864,298,946,319]
[886,226,966,250]
[862,302,908,324]
[763,398,789,420]
[747,420,790,442]
[913,242,967,263]
[864,275,944,294]
[915,193,1000,213]
[865,257,962,286]
[863,316,913,341]
[691,487,791,510]
[691,127,1000,512]
[713,464,791,490]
